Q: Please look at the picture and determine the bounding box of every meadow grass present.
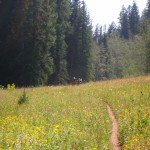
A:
[0,75,150,149]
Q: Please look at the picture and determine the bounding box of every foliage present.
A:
[119,5,130,39]
[129,2,140,35]
[107,34,146,78]
[0,0,94,86]
[141,24,150,73]
[51,0,70,84]
[18,90,29,105]
[67,0,94,81]
[0,0,56,86]
[7,83,16,91]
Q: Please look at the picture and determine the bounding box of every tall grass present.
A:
[0,75,149,149]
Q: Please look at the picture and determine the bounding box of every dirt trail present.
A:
[106,103,121,150]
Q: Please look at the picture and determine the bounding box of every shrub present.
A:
[7,83,15,91]
[18,90,29,105]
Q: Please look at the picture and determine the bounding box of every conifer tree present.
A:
[80,1,94,81]
[67,0,94,81]
[108,22,117,35]
[139,0,150,73]
[139,0,150,33]
[119,5,129,39]
[21,0,56,86]
[95,32,110,80]
[67,0,80,79]
[0,0,56,86]
[129,1,140,35]
[98,26,103,45]
[93,24,100,44]
[145,0,150,17]
[52,0,70,84]
[0,0,27,85]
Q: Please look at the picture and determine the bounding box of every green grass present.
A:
[0,75,150,149]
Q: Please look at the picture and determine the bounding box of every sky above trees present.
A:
[84,0,147,28]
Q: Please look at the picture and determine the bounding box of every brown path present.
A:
[106,103,121,150]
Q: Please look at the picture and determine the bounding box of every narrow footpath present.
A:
[106,103,122,150]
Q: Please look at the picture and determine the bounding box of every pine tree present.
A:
[67,0,94,81]
[51,0,70,84]
[0,0,56,86]
[21,0,56,86]
[119,5,129,39]
[139,0,150,73]
[0,0,27,85]
[80,1,94,81]
[66,0,80,79]
[139,0,150,33]
[145,0,150,17]
[108,21,117,35]
[95,32,110,80]
[141,25,150,74]
[93,24,99,44]
[98,26,103,45]
[129,1,140,35]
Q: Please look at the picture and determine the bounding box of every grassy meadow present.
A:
[0,75,150,150]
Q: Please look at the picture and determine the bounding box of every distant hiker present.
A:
[72,77,82,85]
[77,78,82,84]
[72,77,77,85]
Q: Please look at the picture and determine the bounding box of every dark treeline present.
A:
[0,0,150,86]
[0,0,93,86]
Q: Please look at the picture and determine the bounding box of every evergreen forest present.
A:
[0,0,150,86]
